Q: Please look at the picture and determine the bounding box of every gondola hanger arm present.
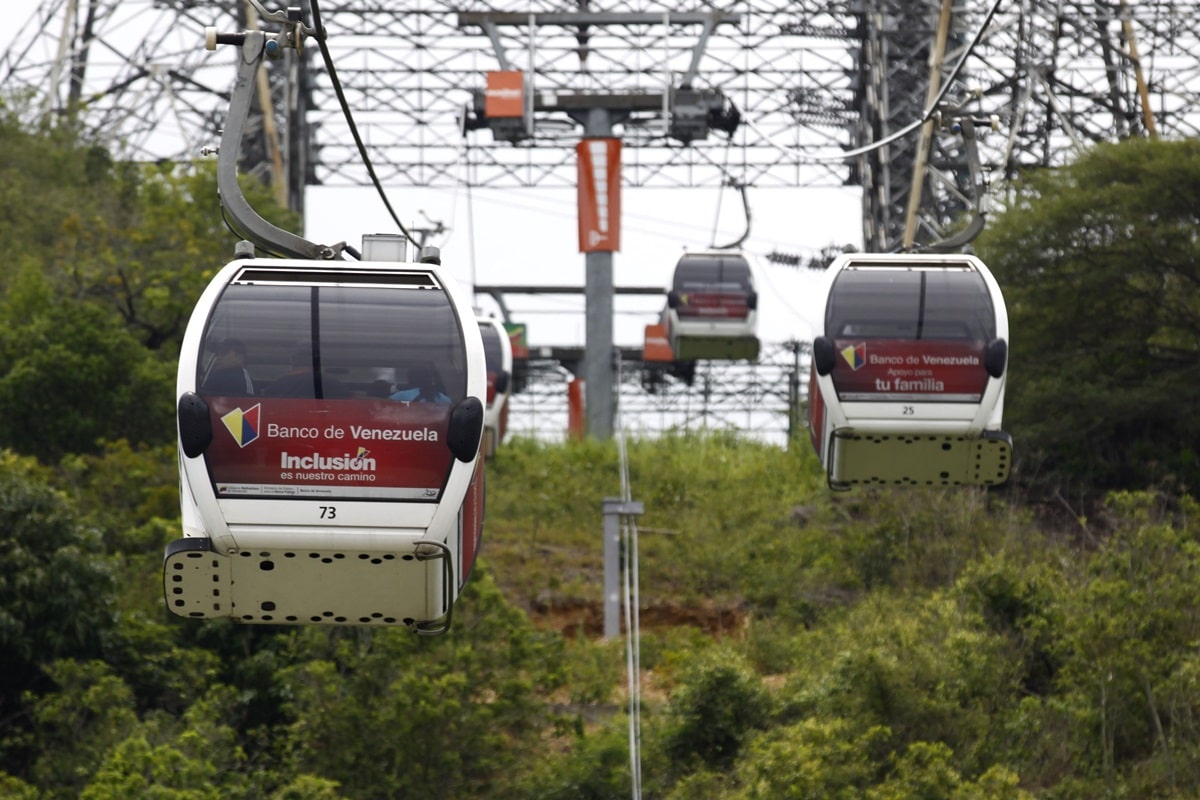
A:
[206,15,345,260]
[711,177,751,251]
[925,114,995,253]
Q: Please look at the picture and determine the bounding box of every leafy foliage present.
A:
[0,453,115,738]
[977,138,1200,497]
[0,273,175,460]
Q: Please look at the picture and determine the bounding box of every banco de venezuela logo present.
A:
[840,342,866,371]
[220,404,261,448]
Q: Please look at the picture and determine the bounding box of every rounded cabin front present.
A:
[808,253,1011,488]
[662,251,760,361]
[168,260,486,628]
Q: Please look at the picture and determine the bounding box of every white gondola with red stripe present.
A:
[166,257,486,632]
[807,252,1012,489]
[660,251,760,361]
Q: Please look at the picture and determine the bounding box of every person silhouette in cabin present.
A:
[391,363,451,404]
[201,338,255,396]
[264,339,350,399]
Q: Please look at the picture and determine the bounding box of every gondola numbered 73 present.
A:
[807,252,1012,489]
[166,257,486,632]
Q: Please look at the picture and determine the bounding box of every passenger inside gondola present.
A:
[263,339,351,399]
[391,363,451,404]
[201,338,255,396]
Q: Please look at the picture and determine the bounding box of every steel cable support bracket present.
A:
[923,111,999,253]
[205,8,345,260]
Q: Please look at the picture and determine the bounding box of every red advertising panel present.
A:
[205,397,453,500]
[576,138,622,253]
[830,339,989,402]
[485,70,525,118]
[807,365,825,454]
[459,463,484,583]
[675,291,750,320]
[485,372,498,405]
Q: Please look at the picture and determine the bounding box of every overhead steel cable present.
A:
[745,0,1006,164]
[309,0,416,248]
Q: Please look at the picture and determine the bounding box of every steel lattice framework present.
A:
[6,2,1200,240]
[5,0,1200,438]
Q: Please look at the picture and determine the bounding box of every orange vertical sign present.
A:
[485,71,525,118]
[576,138,621,253]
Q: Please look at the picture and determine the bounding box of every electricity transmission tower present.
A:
[5,0,1200,438]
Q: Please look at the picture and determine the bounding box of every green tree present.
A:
[663,651,771,771]
[0,110,296,355]
[1048,493,1200,792]
[736,718,889,799]
[279,570,564,799]
[0,453,115,767]
[976,137,1200,497]
[0,272,175,460]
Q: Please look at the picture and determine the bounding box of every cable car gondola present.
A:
[807,252,1012,489]
[477,316,513,458]
[165,257,486,632]
[661,251,760,362]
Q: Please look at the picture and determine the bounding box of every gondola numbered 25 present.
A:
[165,258,486,632]
[807,253,1012,489]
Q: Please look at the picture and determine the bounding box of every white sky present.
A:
[305,183,861,348]
[6,0,865,349]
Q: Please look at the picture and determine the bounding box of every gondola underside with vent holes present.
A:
[827,431,1012,489]
[164,537,453,628]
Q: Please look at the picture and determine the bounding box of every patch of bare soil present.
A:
[525,595,749,638]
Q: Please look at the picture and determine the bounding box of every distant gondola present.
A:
[660,251,760,362]
[807,252,1012,489]
[165,258,486,632]
[477,316,513,458]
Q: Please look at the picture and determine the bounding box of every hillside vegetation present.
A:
[0,107,1199,798]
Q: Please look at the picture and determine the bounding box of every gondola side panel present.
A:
[459,461,485,587]
[806,364,826,458]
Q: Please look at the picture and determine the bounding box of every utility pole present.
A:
[573,108,622,438]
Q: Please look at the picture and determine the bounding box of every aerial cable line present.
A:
[309,0,416,247]
[614,361,644,800]
[709,137,751,251]
[745,0,1005,164]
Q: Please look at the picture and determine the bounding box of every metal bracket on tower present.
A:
[206,9,346,260]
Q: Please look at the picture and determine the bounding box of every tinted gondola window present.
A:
[195,276,469,501]
[826,267,995,340]
[199,284,467,401]
[672,254,753,293]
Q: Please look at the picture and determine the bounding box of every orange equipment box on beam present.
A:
[642,323,674,362]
